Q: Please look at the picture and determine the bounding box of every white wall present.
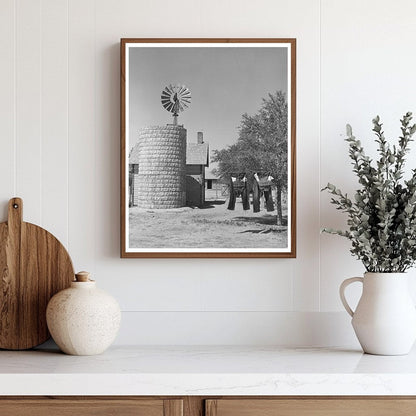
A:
[1,0,415,346]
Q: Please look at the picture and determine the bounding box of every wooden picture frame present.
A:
[121,38,296,258]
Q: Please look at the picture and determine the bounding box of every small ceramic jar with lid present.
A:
[46,271,121,355]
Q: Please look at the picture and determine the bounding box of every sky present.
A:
[128,45,288,169]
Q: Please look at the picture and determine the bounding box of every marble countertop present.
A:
[1,345,416,395]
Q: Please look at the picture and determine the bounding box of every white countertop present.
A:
[1,345,416,396]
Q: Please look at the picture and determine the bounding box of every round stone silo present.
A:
[135,125,187,209]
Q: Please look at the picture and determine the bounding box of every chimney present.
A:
[197,132,204,144]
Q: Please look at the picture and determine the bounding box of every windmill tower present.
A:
[130,84,192,209]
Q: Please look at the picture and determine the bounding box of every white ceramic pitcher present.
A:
[340,272,416,355]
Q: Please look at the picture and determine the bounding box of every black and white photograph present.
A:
[121,39,296,257]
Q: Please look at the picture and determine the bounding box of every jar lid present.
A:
[75,271,91,282]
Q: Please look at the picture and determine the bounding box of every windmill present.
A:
[161,84,191,125]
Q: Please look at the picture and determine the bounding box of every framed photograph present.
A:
[121,38,296,258]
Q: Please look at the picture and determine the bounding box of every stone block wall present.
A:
[135,125,187,209]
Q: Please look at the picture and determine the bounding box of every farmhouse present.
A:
[186,132,209,207]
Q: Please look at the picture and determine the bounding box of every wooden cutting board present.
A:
[0,197,74,350]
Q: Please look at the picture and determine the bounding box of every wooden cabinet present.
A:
[206,398,416,416]
[3,396,416,416]
[0,398,183,416]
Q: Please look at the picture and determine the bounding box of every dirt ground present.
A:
[129,191,288,249]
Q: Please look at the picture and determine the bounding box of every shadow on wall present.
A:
[98,42,121,258]
[0,199,9,222]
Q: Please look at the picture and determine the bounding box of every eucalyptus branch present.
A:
[322,113,416,272]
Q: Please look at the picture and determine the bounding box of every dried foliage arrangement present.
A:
[322,113,416,272]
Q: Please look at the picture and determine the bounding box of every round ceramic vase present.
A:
[46,272,121,356]
[340,272,416,355]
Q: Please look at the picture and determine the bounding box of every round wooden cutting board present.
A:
[0,198,74,350]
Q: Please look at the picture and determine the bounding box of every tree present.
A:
[212,91,288,224]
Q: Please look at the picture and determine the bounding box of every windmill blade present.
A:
[161,91,172,100]
[178,99,190,112]
[161,97,171,106]
[165,102,174,112]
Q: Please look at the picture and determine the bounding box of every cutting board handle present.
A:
[8,197,23,229]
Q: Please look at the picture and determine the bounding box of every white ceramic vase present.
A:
[340,272,416,355]
[46,271,121,356]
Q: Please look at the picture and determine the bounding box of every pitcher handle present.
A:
[339,277,363,317]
